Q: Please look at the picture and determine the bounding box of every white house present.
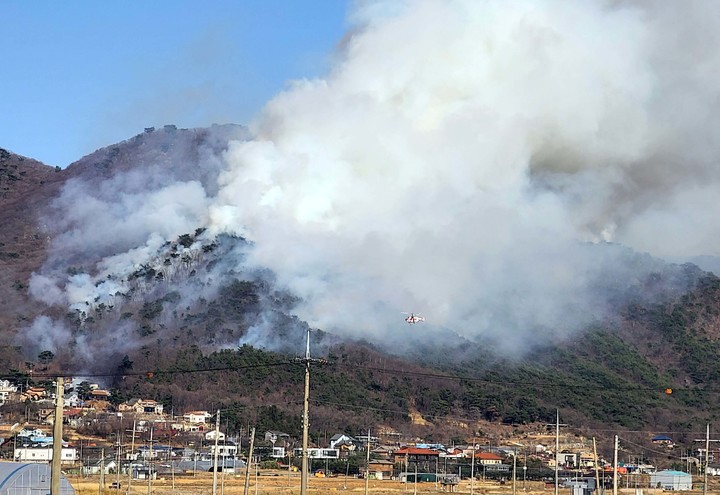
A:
[14,446,78,464]
[205,430,226,442]
[63,392,83,408]
[292,448,339,459]
[330,434,358,450]
[0,379,18,404]
[82,459,117,475]
[183,411,212,424]
[210,442,238,458]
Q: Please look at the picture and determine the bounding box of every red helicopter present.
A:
[403,312,425,324]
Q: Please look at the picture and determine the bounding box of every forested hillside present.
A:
[2,126,720,446]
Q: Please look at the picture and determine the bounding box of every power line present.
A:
[337,362,718,395]
[9,355,720,399]
[1,360,299,379]
[616,436,697,464]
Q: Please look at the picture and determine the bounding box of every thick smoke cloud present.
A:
[30,0,720,356]
[208,0,720,350]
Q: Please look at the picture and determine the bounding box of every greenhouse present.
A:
[0,462,75,494]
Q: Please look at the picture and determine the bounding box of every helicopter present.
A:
[403,312,425,324]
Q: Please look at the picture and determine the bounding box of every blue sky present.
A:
[0,1,350,167]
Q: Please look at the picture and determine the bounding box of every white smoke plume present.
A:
[30,0,720,356]
[16,316,72,357]
[207,0,720,349]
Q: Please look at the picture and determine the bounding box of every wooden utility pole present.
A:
[301,329,311,495]
[512,448,517,495]
[243,427,256,495]
[554,411,559,495]
[613,436,618,495]
[295,329,327,495]
[128,420,137,492]
[593,438,601,495]
[704,424,710,495]
[51,377,64,495]
[470,437,476,495]
[100,448,105,492]
[115,435,122,493]
[147,426,154,495]
[212,410,221,495]
[364,428,371,495]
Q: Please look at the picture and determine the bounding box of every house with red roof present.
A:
[474,451,504,465]
[63,408,84,427]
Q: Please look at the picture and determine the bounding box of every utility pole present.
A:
[100,448,105,492]
[212,410,221,495]
[703,423,710,495]
[414,463,418,495]
[704,424,710,495]
[613,436,618,495]
[243,427,256,495]
[51,377,64,495]
[693,424,712,495]
[147,426,154,495]
[298,328,326,495]
[128,420,137,492]
[555,411,560,495]
[301,328,311,495]
[115,436,121,493]
[512,448,517,495]
[470,437,476,495]
[365,428,371,495]
[593,438,601,495]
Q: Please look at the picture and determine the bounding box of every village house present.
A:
[175,422,203,432]
[35,400,55,424]
[474,452,504,465]
[371,445,395,460]
[210,442,238,458]
[330,433,361,457]
[82,458,117,475]
[0,379,18,404]
[205,430,226,442]
[557,451,579,468]
[579,451,597,468]
[183,411,212,424]
[89,389,112,400]
[63,408,84,427]
[264,431,290,444]
[393,447,440,472]
[119,399,164,415]
[21,387,46,402]
[330,433,358,449]
[440,447,465,459]
[14,445,77,464]
[366,460,395,480]
[651,435,675,448]
[63,391,82,408]
[84,399,112,413]
[706,464,720,476]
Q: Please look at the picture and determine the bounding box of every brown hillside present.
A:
[0,148,67,337]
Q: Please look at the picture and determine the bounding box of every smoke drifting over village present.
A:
[25,0,720,358]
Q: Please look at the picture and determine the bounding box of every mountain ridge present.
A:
[2,126,720,443]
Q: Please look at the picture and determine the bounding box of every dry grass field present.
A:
[69,471,717,495]
[73,471,548,495]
